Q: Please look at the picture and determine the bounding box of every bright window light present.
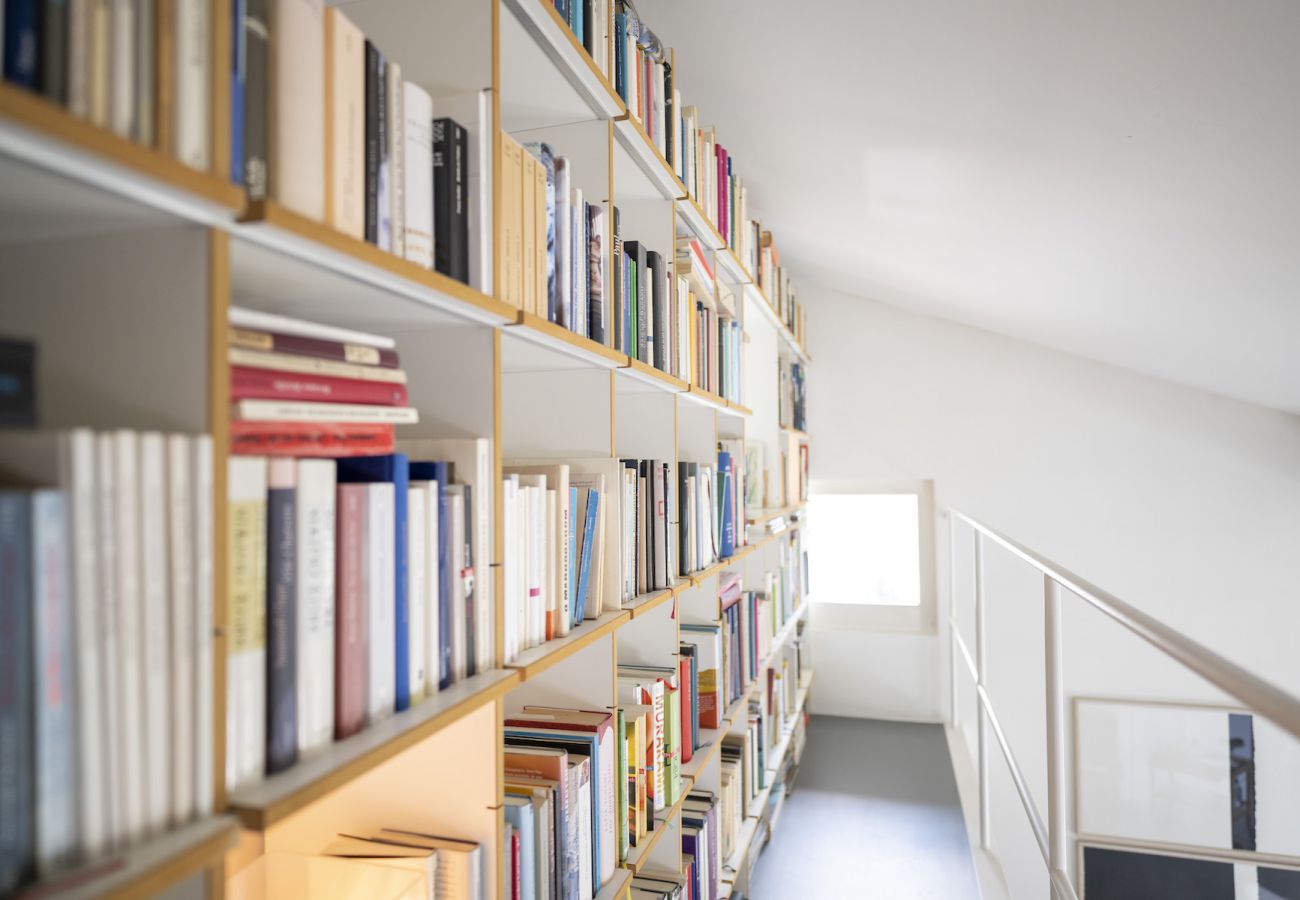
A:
[808,493,921,606]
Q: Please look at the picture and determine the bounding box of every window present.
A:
[808,492,922,607]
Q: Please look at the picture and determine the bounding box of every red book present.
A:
[231,366,409,406]
[230,421,396,457]
[229,326,401,368]
[335,484,368,739]
[679,657,693,764]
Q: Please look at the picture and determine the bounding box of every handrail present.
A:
[949,509,1300,743]
[946,507,1300,900]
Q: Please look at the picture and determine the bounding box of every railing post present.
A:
[975,530,990,850]
[949,512,958,728]
[1045,576,1068,897]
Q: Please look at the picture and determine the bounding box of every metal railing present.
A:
[945,508,1300,900]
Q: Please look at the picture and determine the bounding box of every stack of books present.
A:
[501,459,617,663]
[238,4,490,289]
[225,308,495,788]
[0,428,215,891]
[229,307,417,458]
[1,0,212,171]
[632,869,690,899]
[498,137,608,345]
[324,829,484,899]
[681,790,722,900]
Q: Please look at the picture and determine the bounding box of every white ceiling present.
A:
[642,0,1300,413]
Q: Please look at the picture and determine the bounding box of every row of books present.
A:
[500,460,615,664]
[757,233,806,348]
[498,135,606,342]
[2,0,211,170]
[777,360,806,434]
[0,429,214,892]
[777,430,809,509]
[551,0,610,82]
[233,3,489,289]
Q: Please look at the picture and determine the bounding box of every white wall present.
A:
[804,285,1300,894]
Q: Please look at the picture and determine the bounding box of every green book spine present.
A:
[666,685,681,806]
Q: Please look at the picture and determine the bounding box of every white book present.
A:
[446,488,467,683]
[504,463,570,637]
[366,482,396,724]
[109,0,135,138]
[513,475,547,651]
[174,0,211,171]
[402,81,434,269]
[95,436,125,845]
[387,60,405,260]
[166,435,196,826]
[227,456,267,790]
[138,433,171,833]
[113,430,146,840]
[229,306,395,349]
[232,399,419,424]
[191,436,215,817]
[396,438,494,674]
[545,489,557,645]
[574,763,592,900]
[436,89,493,295]
[554,158,570,328]
[412,479,440,698]
[407,486,427,703]
[270,0,324,215]
[32,491,76,873]
[296,459,336,755]
[500,475,518,662]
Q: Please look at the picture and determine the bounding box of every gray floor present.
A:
[749,716,981,900]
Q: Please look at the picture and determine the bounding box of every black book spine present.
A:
[582,0,593,54]
[677,463,688,576]
[433,118,469,283]
[265,478,297,774]
[40,0,67,103]
[0,494,33,894]
[587,204,604,345]
[0,340,37,428]
[663,60,673,168]
[3,0,40,89]
[364,41,381,244]
[646,250,665,371]
[243,0,269,199]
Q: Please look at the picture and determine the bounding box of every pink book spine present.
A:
[335,483,369,738]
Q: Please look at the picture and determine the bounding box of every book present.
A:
[408,460,448,692]
[230,367,409,406]
[265,457,298,774]
[433,117,468,283]
[322,835,438,899]
[139,433,171,832]
[363,40,384,245]
[270,0,324,218]
[325,7,365,238]
[334,482,368,739]
[0,493,33,893]
[114,430,146,838]
[227,455,267,789]
[295,458,335,756]
[4,0,40,88]
[402,81,434,269]
[230,421,396,458]
[230,399,418,424]
[228,347,407,384]
[553,156,570,328]
[498,132,522,310]
[370,829,484,900]
[406,486,426,705]
[174,0,211,171]
[503,463,569,639]
[387,61,403,258]
[503,796,535,900]
[230,306,397,349]
[437,90,494,294]
[587,203,605,344]
[242,0,269,196]
[228,0,242,176]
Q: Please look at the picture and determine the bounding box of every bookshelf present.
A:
[0,0,814,897]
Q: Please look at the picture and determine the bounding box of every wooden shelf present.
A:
[13,816,237,900]
[681,723,728,781]
[625,582,686,619]
[0,82,243,221]
[623,776,696,873]
[506,609,630,680]
[686,553,745,586]
[226,668,520,829]
[675,192,724,252]
[681,384,736,414]
[505,311,629,370]
[596,865,634,900]
[235,199,515,328]
[746,503,805,529]
[619,356,690,394]
[726,401,753,417]
[612,113,685,203]
[743,281,810,363]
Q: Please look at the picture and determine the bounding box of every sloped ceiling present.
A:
[640,0,1300,413]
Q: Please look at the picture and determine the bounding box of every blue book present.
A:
[229,0,246,184]
[3,0,39,88]
[718,450,735,558]
[573,489,599,622]
[568,485,579,629]
[571,0,582,43]
[504,797,536,900]
[410,461,452,689]
[337,455,411,711]
[0,493,33,893]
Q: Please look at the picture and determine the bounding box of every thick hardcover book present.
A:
[0,339,36,427]
[227,456,267,790]
[229,0,244,182]
[432,117,469,283]
[337,454,410,711]
[230,326,400,368]
[333,483,367,738]
[270,0,323,216]
[4,0,40,88]
[264,458,298,773]
[624,241,648,362]
[230,421,395,457]
[325,8,364,237]
[363,41,382,244]
[0,494,33,893]
[230,366,409,406]
[402,82,433,268]
[587,203,605,344]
